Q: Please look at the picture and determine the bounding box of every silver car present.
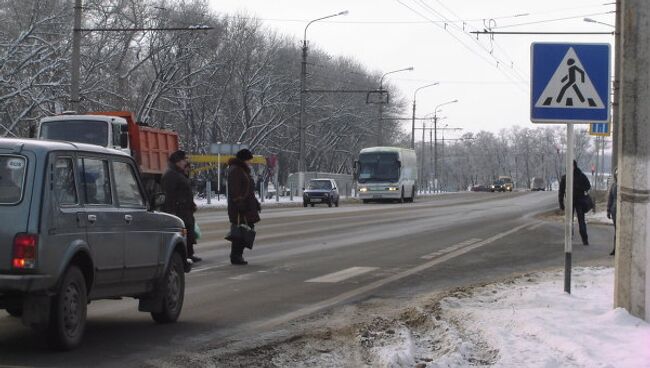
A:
[0,138,189,350]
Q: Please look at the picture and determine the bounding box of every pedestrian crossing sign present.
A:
[589,122,611,136]
[531,43,610,124]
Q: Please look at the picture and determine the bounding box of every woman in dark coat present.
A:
[227,149,261,265]
[161,150,201,262]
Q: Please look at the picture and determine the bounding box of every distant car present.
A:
[490,180,505,192]
[531,177,546,191]
[303,179,340,207]
[0,138,190,350]
[471,184,488,192]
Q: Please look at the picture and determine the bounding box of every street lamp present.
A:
[299,10,348,180]
[433,99,459,192]
[411,82,439,149]
[584,17,615,28]
[377,66,414,146]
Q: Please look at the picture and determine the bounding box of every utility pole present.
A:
[421,120,426,191]
[300,39,307,176]
[433,115,438,193]
[615,0,650,322]
[71,0,82,111]
[430,127,434,193]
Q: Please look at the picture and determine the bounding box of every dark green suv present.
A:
[0,138,190,350]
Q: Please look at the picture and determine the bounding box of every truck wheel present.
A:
[151,252,185,324]
[303,201,308,207]
[6,307,22,317]
[47,265,87,350]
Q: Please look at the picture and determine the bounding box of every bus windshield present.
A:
[40,120,109,147]
[358,152,399,183]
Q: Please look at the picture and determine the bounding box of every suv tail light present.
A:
[13,233,38,269]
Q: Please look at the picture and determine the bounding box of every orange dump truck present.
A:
[38,111,179,195]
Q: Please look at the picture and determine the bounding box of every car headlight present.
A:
[388,187,399,191]
[491,185,495,188]
[359,187,368,192]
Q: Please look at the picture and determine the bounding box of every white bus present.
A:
[355,147,418,203]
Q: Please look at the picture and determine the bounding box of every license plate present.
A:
[372,195,382,199]
[311,198,322,202]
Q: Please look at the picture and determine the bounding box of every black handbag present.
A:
[225,215,256,249]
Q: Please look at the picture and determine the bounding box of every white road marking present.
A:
[528,222,545,231]
[253,221,536,331]
[229,270,270,281]
[306,267,379,283]
[421,238,482,259]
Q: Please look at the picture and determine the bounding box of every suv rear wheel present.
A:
[47,265,87,350]
[151,252,185,324]
[6,307,22,317]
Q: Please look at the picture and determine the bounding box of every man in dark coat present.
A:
[227,149,261,265]
[161,150,201,263]
[607,168,618,256]
[559,160,592,245]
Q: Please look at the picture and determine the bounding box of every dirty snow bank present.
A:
[152,267,649,368]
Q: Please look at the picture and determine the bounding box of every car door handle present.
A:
[124,215,133,224]
[87,214,97,224]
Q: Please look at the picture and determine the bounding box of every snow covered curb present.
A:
[195,192,455,209]
[435,267,650,368]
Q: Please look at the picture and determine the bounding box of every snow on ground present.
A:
[438,267,650,368]
[175,267,650,368]
[587,209,613,225]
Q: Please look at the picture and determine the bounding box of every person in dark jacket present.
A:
[227,149,261,265]
[559,160,592,245]
[607,168,618,256]
[161,150,201,263]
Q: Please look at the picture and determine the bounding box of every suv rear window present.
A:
[0,155,26,205]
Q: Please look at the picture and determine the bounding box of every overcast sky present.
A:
[208,0,615,138]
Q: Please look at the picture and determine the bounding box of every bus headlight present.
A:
[359,187,368,192]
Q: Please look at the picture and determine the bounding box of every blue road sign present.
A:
[531,43,611,124]
[589,122,610,136]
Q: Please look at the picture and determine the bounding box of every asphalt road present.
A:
[0,192,614,367]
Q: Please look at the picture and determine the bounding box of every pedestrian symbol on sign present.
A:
[535,47,605,109]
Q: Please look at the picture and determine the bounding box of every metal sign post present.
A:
[564,124,574,293]
[531,42,611,294]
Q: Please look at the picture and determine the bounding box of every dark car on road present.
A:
[0,138,190,350]
[303,179,340,207]
[471,184,489,192]
[490,180,506,192]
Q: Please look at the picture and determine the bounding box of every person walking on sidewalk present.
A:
[607,168,618,256]
[161,150,202,263]
[559,160,592,246]
[227,149,261,265]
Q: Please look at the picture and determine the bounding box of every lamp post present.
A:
[300,11,348,182]
[433,99,458,192]
[411,82,439,149]
[378,66,414,146]
[217,141,222,201]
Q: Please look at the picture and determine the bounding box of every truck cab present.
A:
[37,111,179,197]
[38,114,130,153]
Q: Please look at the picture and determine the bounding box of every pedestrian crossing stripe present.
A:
[534,47,605,109]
